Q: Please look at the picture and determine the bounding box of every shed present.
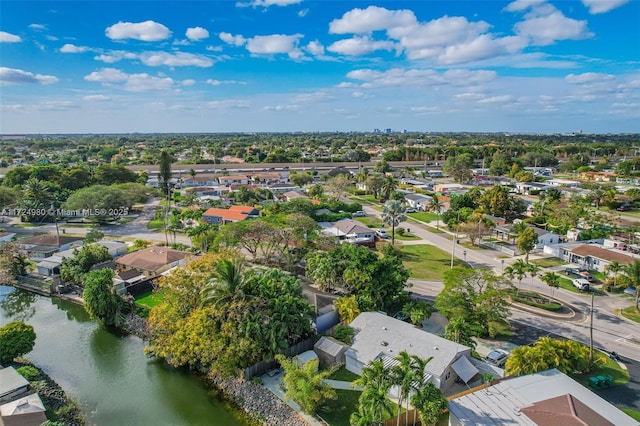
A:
[0,393,47,426]
[296,350,319,371]
[314,336,349,368]
[0,367,29,402]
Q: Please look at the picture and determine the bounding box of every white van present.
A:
[572,278,590,291]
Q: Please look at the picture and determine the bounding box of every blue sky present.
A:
[1,0,638,134]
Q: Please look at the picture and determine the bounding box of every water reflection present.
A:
[51,296,91,323]
[0,286,36,321]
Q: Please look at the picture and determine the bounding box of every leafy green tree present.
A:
[477,185,526,220]
[382,200,407,246]
[443,317,481,349]
[0,242,28,284]
[435,268,510,338]
[93,164,137,185]
[334,295,361,324]
[505,337,602,376]
[0,186,18,208]
[200,258,248,309]
[605,261,622,289]
[276,354,338,415]
[332,324,354,344]
[0,321,36,364]
[366,175,385,198]
[64,185,126,222]
[402,299,433,326]
[60,244,112,285]
[83,268,122,326]
[2,166,32,188]
[382,175,398,200]
[488,151,512,176]
[289,172,314,187]
[84,229,104,244]
[444,153,473,183]
[516,227,538,263]
[374,159,391,173]
[540,271,560,295]
[504,258,529,293]
[326,175,351,202]
[410,382,448,426]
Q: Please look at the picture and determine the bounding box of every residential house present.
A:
[515,181,551,195]
[559,243,638,272]
[547,178,580,188]
[433,183,466,195]
[251,172,288,185]
[0,367,28,403]
[202,205,259,225]
[17,234,83,260]
[181,176,218,187]
[115,247,191,279]
[484,215,507,227]
[268,182,298,193]
[346,312,475,392]
[448,368,637,425]
[314,336,349,368]
[0,393,47,426]
[333,219,376,245]
[281,191,309,202]
[217,175,250,186]
[404,193,432,211]
[35,240,128,277]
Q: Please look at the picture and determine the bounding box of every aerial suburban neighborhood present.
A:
[1,0,639,424]
[1,131,640,426]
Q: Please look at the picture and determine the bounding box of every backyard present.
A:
[571,350,630,388]
[134,289,165,309]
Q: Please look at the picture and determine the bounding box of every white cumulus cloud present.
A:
[94,50,138,63]
[182,79,196,86]
[28,24,47,31]
[565,72,615,84]
[60,43,89,53]
[327,36,394,56]
[105,20,171,41]
[0,31,21,43]
[0,67,58,85]
[582,0,629,14]
[84,67,176,92]
[329,6,417,34]
[305,40,324,56]
[236,0,301,8]
[139,51,213,67]
[186,26,209,41]
[83,95,111,101]
[219,32,246,46]
[246,34,303,58]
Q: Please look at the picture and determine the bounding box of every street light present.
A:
[463,250,467,264]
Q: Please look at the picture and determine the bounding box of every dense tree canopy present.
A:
[60,244,112,285]
[83,268,122,326]
[0,321,36,364]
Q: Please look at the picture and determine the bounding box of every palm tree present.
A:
[429,195,443,230]
[382,200,407,246]
[382,175,398,200]
[527,263,540,289]
[200,258,247,309]
[504,259,529,294]
[390,351,414,426]
[352,360,394,425]
[410,383,448,426]
[540,271,560,296]
[408,355,433,426]
[622,260,640,311]
[606,261,622,289]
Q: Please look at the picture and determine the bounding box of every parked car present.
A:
[376,229,389,239]
[578,271,595,282]
[572,278,590,291]
[352,211,367,217]
[565,268,582,278]
[406,208,417,213]
[623,287,637,297]
[485,349,510,367]
[617,204,633,212]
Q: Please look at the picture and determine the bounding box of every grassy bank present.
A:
[401,244,466,281]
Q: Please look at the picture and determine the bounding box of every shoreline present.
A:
[34,288,310,426]
[10,358,85,426]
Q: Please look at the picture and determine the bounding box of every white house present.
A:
[515,181,551,195]
[346,312,475,392]
[448,369,637,426]
[322,219,376,244]
[404,193,432,211]
[35,240,127,277]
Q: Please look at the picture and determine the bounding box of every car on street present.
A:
[572,278,590,291]
[624,287,637,297]
[352,211,367,217]
[485,349,510,367]
[617,204,633,211]
[375,229,389,239]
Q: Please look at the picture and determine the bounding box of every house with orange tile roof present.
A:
[202,205,259,225]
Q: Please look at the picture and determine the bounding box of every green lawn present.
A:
[355,217,384,229]
[401,244,467,281]
[393,231,421,241]
[327,367,360,382]
[620,306,640,323]
[622,408,640,421]
[134,289,165,308]
[408,212,438,223]
[530,257,566,268]
[317,389,361,426]
[556,276,606,296]
[571,350,630,388]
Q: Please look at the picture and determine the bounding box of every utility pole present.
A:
[589,292,594,368]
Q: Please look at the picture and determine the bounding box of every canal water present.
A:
[0,286,246,426]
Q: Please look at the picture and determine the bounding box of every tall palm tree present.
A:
[622,260,640,311]
[390,351,414,426]
[606,261,622,289]
[540,271,560,296]
[504,259,529,294]
[200,258,247,309]
[408,355,433,426]
[527,263,540,289]
[352,360,394,425]
[410,383,448,426]
[429,195,443,230]
[382,175,398,200]
[382,200,407,246]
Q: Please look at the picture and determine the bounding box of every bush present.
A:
[396,228,405,236]
[0,321,36,364]
[332,325,354,345]
[16,365,41,381]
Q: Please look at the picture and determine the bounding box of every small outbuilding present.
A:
[0,367,29,403]
[0,393,47,426]
[314,336,349,368]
